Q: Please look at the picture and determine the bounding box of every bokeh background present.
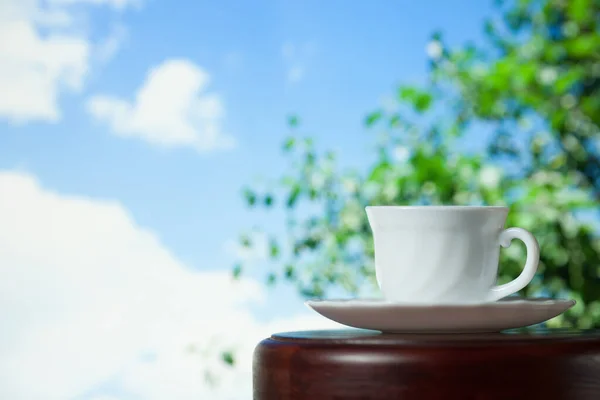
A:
[1,0,599,398]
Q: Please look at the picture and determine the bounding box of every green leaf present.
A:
[398,86,418,101]
[397,86,433,113]
[365,111,382,126]
[269,239,280,258]
[287,185,300,208]
[264,194,274,207]
[554,69,581,93]
[288,115,299,127]
[240,234,252,247]
[299,285,324,298]
[566,35,600,57]
[389,114,401,127]
[414,93,433,112]
[304,236,321,250]
[221,351,235,367]
[284,265,295,280]
[243,188,257,207]
[267,272,277,286]
[232,263,242,279]
[283,137,296,151]
[568,0,590,23]
[368,162,390,183]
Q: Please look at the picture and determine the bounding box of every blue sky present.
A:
[0,1,498,398]
[2,0,495,275]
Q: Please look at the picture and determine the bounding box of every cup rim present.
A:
[365,205,509,211]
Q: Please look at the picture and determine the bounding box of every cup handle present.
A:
[487,227,540,302]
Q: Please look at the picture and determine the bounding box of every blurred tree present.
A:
[235,0,600,328]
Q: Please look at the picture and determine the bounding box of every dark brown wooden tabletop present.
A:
[253,328,600,400]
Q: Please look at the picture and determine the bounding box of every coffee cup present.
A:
[366,206,539,304]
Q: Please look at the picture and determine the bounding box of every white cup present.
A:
[366,206,540,304]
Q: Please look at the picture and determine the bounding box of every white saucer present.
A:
[305,298,575,333]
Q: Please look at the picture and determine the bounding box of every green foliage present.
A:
[365,111,382,126]
[235,0,600,329]
[287,115,300,128]
[397,86,434,113]
[232,263,242,279]
[221,351,235,367]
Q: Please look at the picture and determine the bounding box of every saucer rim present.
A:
[305,297,576,309]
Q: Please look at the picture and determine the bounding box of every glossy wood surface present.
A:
[253,329,600,400]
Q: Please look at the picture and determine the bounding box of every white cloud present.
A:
[95,24,128,64]
[117,314,340,400]
[287,66,305,83]
[0,170,338,400]
[87,59,236,152]
[88,397,122,400]
[281,41,315,84]
[0,7,88,122]
[0,0,135,124]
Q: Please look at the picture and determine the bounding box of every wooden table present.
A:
[253,328,600,399]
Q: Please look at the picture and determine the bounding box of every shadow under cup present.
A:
[366,206,530,305]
